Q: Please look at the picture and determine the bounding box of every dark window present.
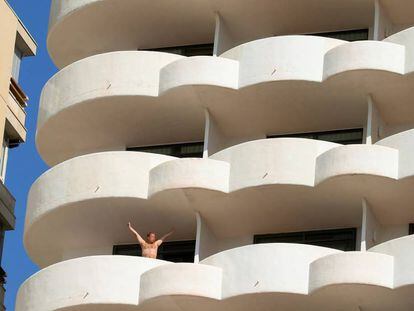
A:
[254,228,357,251]
[113,240,196,263]
[268,128,364,145]
[127,142,204,158]
[311,29,369,42]
[143,43,214,57]
[409,224,414,235]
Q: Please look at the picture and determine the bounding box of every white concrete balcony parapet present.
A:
[37,51,203,166]
[384,26,414,73]
[38,31,414,166]
[15,255,168,311]
[314,144,399,185]
[25,151,195,268]
[148,158,230,196]
[47,0,414,68]
[376,125,414,179]
[26,135,414,267]
[322,40,405,79]
[369,235,414,288]
[16,241,414,310]
[200,244,340,298]
[139,263,223,304]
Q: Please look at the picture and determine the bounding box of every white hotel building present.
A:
[16,0,414,310]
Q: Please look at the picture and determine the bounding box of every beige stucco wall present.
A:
[0,1,36,308]
[0,1,36,145]
[0,0,16,139]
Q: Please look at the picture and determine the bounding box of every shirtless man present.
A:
[128,222,175,259]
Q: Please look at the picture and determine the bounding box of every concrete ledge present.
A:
[47,0,414,68]
[16,243,414,311]
[15,256,167,311]
[38,32,414,166]
[25,137,414,267]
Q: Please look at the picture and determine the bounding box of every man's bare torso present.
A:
[140,241,160,259]
[128,222,174,259]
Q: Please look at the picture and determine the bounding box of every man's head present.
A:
[147,232,157,243]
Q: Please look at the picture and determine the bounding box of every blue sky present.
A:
[3,0,56,309]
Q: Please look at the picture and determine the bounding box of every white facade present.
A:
[16,1,414,310]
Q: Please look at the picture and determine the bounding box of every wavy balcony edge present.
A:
[25,134,414,267]
[38,30,414,166]
[16,241,414,311]
[47,0,414,68]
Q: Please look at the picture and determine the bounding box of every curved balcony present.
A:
[26,136,414,267]
[25,151,197,268]
[377,128,414,178]
[39,32,414,165]
[369,235,414,288]
[139,263,222,303]
[315,144,399,184]
[16,243,414,310]
[141,242,414,310]
[37,51,207,166]
[48,0,215,68]
[48,0,414,68]
[15,255,168,311]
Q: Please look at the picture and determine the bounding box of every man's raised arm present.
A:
[157,228,175,246]
[128,222,145,245]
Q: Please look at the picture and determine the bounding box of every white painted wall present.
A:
[213,13,236,56]
[195,213,219,262]
[377,225,409,244]
[374,0,394,40]
[366,95,386,144]
[203,109,229,158]
[361,199,382,251]
[196,213,254,262]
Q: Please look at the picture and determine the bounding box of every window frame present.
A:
[142,43,214,57]
[308,29,369,42]
[127,141,204,158]
[267,128,364,145]
[254,228,357,251]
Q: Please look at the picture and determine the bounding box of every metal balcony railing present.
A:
[9,77,28,108]
[0,180,15,217]
[0,180,16,231]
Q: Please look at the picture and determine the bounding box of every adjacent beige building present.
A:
[0,0,36,309]
[16,0,414,310]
